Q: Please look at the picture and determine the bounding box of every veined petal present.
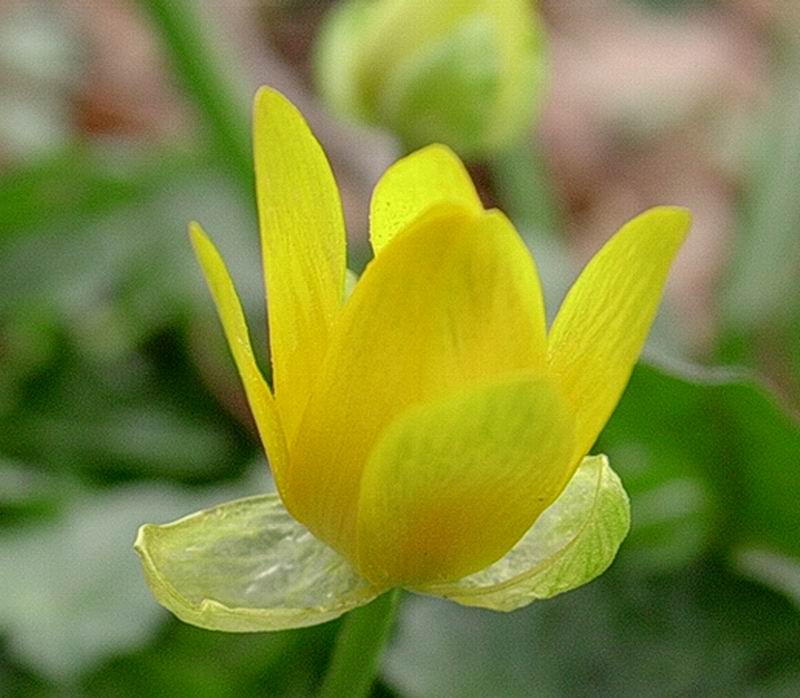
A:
[547,206,691,460]
[189,224,289,497]
[287,206,548,560]
[356,375,575,587]
[417,455,630,610]
[134,494,381,632]
[254,87,347,443]
[369,144,482,254]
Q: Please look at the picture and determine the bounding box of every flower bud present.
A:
[314,0,547,158]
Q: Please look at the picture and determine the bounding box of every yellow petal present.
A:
[369,144,482,254]
[253,87,347,443]
[287,205,548,561]
[355,375,575,587]
[418,454,630,610]
[547,206,691,460]
[189,223,289,498]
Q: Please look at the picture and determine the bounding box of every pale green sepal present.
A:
[415,455,630,611]
[134,494,381,632]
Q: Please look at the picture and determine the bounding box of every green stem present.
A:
[140,0,254,194]
[318,590,401,698]
[489,141,562,237]
[489,139,573,322]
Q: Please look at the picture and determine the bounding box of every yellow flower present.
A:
[135,88,689,631]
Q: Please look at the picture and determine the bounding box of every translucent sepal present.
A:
[135,494,381,632]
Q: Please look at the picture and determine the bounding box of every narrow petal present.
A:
[134,494,380,632]
[369,144,482,254]
[288,206,548,561]
[189,224,289,496]
[547,206,691,460]
[254,87,347,442]
[417,455,630,610]
[356,375,575,587]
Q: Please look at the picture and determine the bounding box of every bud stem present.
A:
[318,589,401,698]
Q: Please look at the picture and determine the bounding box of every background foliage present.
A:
[1,0,798,695]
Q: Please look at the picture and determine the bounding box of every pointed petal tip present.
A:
[652,204,692,219]
[253,87,303,136]
[187,221,206,246]
[187,223,209,268]
[635,205,693,238]
[253,86,307,128]
[253,84,286,110]
[410,142,461,160]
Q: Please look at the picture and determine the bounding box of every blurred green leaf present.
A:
[0,476,265,681]
[0,166,259,357]
[0,145,203,239]
[598,360,720,572]
[0,166,268,487]
[736,548,800,616]
[2,405,237,482]
[0,460,72,524]
[724,55,800,330]
[0,322,251,483]
[385,561,800,697]
[601,358,800,575]
[83,620,336,698]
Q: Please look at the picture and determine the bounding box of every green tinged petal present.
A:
[417,455,630,611]
[356,375,575,587]
[134,494,381,632]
